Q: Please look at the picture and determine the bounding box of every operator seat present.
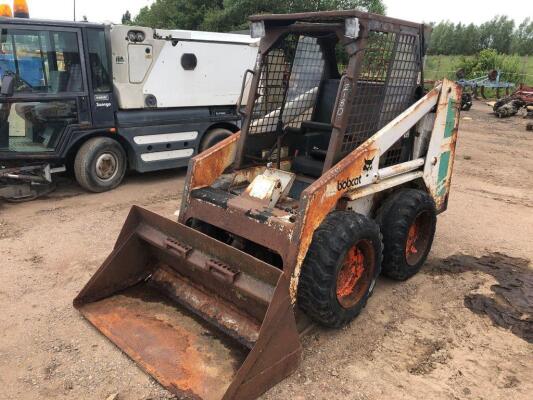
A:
[291,78,340,178]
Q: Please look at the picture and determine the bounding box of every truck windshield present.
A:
[0,28,83,94]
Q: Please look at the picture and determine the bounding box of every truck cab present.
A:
[0,18,112,156]
[0,16,257,198]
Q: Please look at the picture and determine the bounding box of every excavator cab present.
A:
[75,11,461,400]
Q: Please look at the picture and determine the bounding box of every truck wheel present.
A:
[297,211,382,328]
[199,128,233,152]
[376,189,437,281]
[74,137,127,193]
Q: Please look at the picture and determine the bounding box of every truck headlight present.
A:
[250,21,265,39]
[345,17,360,39]
[127,30,145,42]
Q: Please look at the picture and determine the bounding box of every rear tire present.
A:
[376,189,437,281]
[297,211,382,328]
[199,128,233,152]
[74,137,127,193]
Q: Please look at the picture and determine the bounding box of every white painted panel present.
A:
[143,41,257,107]
[134,131,198,145]
[140,148,194,162]
[153,28,258,44]
[128,44,153,83]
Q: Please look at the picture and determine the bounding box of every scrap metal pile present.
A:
[492,84,533,119]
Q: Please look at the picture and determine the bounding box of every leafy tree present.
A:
[127,0,386,32]
[461,23,481,55]
[121,10,132,25]
[427,21,455,55]
[479,16,515,54]
[133,0,222,30]
[511,18,533,56]
[202,0,386,31]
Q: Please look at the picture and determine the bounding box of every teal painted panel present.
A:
[437,151,451,196]
[444,99,456,139]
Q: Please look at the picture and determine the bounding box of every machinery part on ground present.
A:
[456,69,514,100]
[376,189,437,281]
[2,182,56,203]
[75,11,461,400]
[493,97,526,118]
[297,211,382,328]
[199,128,234,152]
[74,137,127,192]
[461,92,473,111]
[492,84,533,118]
[514,85,533,104]
[0,164,61,202]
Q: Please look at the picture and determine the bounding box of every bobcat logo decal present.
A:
[363,157,374,172]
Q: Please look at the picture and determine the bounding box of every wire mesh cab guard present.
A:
[236,11,429,175]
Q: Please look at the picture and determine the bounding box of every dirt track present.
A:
[0,101,532,400]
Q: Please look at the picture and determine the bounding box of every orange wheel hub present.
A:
[337,246,365,299]
[405,211,432,266]
[406,222,419,258]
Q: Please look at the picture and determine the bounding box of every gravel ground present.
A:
[0,101,532,400]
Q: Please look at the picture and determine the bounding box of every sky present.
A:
[9,0,533,25]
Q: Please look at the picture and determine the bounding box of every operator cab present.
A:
[232,23,422,202]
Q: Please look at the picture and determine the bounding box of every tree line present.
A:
[428,16,532,56]
[122,0,385,32]
[121,2,532,56]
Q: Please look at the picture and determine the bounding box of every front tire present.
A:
[297,211,382,328]
[74,137,127,193]
[376,189,437,281]
[199,128,233,152]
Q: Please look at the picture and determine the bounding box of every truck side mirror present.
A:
[0,75,15,97]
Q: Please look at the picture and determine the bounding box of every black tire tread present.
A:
[376,188,437,281]
[297,211,383,328]
[74,137,126,193]
[199,128,233,152]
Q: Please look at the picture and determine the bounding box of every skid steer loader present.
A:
[75,11,461,400]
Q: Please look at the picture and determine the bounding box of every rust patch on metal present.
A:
[189,133,240,190]
[79,285,247,400]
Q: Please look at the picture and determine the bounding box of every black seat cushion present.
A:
[292,155,324,178]
[314,79,340,123]
[291,79,340,178]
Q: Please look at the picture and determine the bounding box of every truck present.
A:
[0,9,257,200]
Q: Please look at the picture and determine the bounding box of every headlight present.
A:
[127,30,145,42]
[135,31,145,42]
[250,21,265,39]
[127,30,137,42]
[345,18,360,39]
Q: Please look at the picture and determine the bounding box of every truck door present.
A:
[0,25,90,156]
[84,28,114,127]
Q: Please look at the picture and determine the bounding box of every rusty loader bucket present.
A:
[74,206,301,399]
